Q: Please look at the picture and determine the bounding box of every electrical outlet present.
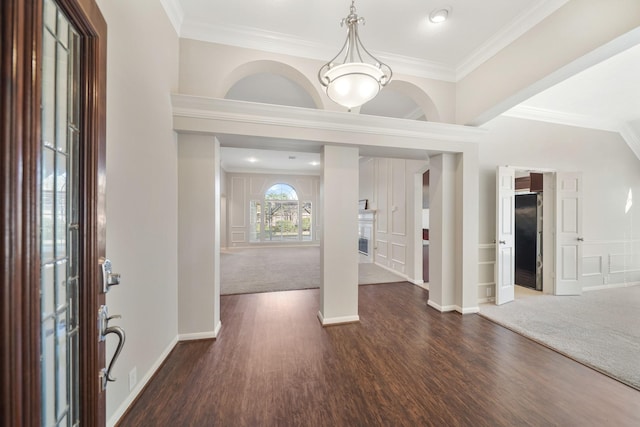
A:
[129,367,137,391]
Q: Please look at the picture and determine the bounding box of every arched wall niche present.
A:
[221,60,325,110]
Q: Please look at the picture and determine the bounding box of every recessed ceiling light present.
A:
[247,157,258,163]
[310,161,320,166]
[429,7,450,24]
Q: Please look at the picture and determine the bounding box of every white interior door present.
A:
[555,172,583,295]
[495,166,515,305]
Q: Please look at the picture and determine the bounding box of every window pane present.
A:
[42,317,56,426]
[250,201,260,242]
[42,264,55,317]
[42,30,56,148]
[55,44,68,153]
[56,313,68,419]
[55,152,67,258]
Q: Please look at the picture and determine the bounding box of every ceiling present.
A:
[170,0,640,171]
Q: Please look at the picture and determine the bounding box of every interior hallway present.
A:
[117,283,639,426]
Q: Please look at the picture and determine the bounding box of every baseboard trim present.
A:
[107,335,179,427]
[460,306,480,314]
[178,330,218,341]
[427,300,457,312]
[583,282,640,292]
[317,311,360,326]
[213,320,222,337]
[411,280,429,291]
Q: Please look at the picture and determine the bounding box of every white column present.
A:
[177,134,221,338]
[458,149,480,313]
[428,153,457,311]
[318,145,359,325]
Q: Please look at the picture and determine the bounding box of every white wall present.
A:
[478,116,640,300]
[225,172,321,245]
[97,0,179,425]
[178,39,457,123]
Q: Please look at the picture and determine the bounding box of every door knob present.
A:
[577,237,584,242]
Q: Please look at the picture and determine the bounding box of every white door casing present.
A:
[555,172,583,295]
[495,166,515,305]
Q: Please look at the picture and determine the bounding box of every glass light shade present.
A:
[324,63,385,108]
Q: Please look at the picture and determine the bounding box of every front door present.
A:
[1,0,108,425]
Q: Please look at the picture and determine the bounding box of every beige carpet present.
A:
[221,246,405,295]
[479,285,640,391]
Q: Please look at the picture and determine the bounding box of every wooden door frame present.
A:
[1,0,107,425]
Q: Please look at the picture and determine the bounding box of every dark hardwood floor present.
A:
[117,283,640,426]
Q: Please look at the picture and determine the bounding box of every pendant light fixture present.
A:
[318,0,392,109]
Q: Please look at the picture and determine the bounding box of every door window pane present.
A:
[41,4,80,426]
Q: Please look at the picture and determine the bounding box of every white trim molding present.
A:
[317,312,360,326]
[180,21,456,82]
[503,105,620,132]
[427,300,457,313]
[178,329,218,341]
[619,123,640,160]
[457,0,569,79]
[159,0,184,35]
[459,306,480,314]
[171,94,487,146]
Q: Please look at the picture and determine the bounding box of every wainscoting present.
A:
[478,239,640,302]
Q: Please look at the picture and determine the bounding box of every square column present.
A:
[318,145,359,325]
[177,134,221,338]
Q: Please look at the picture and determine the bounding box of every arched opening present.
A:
[221,60,325,109]
[226,73,318,109]
[360,80,441,122]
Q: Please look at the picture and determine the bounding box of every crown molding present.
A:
[619,123,640,160]
[504,105,620,132]
[505,106,640,161]
[159,0,184,34]
[180,19,457,82]
[456,0,569,80]
[170,0,567,82]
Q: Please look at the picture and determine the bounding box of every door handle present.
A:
[499,240,506,245]
[100,258,121,293]
[102,324,126,388]
[577,237,584,242]
[98,305,126,390]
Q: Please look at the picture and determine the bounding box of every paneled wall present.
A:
[360,157,427,280]
[226,172,320,246]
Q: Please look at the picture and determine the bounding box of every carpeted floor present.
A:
[479,285,640,391]
[220,246,405,295]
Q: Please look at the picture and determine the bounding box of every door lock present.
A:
[100,258,121,293]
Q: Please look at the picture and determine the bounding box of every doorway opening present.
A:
[514,171,543,294]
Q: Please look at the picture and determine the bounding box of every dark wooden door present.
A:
[1,0,107,425]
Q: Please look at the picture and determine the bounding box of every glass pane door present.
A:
[41,0,80,425]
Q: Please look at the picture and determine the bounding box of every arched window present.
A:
[250,183,312,242]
